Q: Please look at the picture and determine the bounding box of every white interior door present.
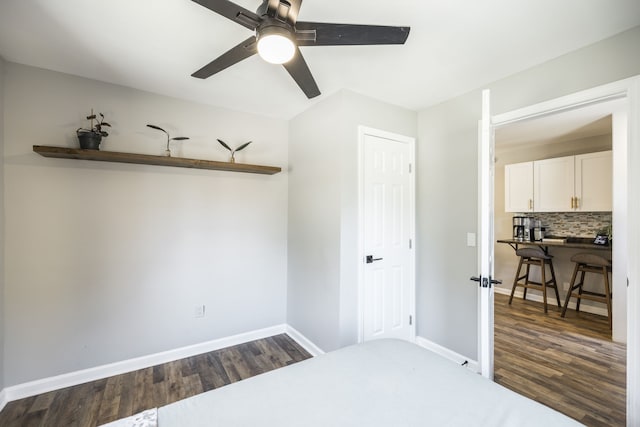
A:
[360,127,415,342]
[476,89,496,379]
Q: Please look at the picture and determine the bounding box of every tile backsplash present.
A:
[514,212,612,238]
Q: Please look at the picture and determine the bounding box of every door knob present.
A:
[470,276,502,287]
[366,255,383,264]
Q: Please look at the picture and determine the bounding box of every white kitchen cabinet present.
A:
[504,161,534,212]
[504,150,612,213]
[574,151,612,211]
[534,155,575,212]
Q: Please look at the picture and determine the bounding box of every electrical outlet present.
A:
[194,305,205,318]
[563,282,570,291]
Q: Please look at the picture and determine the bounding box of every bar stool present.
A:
[508,247,561,313]
[561,253,612,329]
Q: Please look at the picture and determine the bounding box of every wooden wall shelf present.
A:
[32,145,281,175]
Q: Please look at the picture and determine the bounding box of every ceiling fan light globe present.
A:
[257,33,295,64]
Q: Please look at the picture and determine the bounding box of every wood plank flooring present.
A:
[494,292,626,426]
[0,334,311,427]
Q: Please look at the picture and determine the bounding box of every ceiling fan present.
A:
[190,0,410,98]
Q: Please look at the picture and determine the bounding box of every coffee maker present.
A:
[533,220,545,241]
[513,216,525,241]
[523,217,532,241]
[513,216,544,241]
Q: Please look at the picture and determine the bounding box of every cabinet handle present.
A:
[574,197,579,209]
[529,199,533,210]
[570,197,574,209]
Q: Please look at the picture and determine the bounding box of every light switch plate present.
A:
[194,305,205,318]
[467,233,476,247]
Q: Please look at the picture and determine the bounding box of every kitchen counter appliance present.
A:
[533,220,545,241]
[513,216,538,242]
[513,216,525,241]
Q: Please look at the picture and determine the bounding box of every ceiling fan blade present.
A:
[192,37,257,79]
[295,22,410,46]
[191,0,262,30]
[282,48,320,99]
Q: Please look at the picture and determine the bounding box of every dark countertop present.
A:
[497,237,611,251]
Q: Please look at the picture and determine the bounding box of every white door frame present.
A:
[479,76,640,425]
[477,90,495,379]
[357,126,416,343]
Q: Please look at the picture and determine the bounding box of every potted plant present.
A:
[217,139,252,163]
[146,124,190,157]
[77,109,111,150]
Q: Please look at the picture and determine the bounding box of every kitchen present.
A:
[493,99,625,336]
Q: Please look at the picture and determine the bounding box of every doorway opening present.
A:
[492,99,627,425]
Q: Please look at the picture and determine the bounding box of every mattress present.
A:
[157,339,580,426]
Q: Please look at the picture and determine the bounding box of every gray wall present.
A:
[288,90,416,352]
[416,25,640,359]
[0,56,5,391]
[3,63,289,386]
[288,93,343,352]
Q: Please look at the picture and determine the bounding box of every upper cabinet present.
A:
[505,161,534,212]
[574,151,613,211]
[534,155,575,212]
[505,150,612,213]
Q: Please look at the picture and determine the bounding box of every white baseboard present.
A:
[0,388,7,413]
[415,336,479,373]
[494,286,609,317]
[0,324,290,409]
[285,325,325,356]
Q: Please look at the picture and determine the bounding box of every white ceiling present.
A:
[1,0,639,119]
[495,98,624,147]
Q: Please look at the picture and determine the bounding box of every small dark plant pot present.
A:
[77,131,102,150]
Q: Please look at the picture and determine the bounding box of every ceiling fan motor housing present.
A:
[256,0,296,24]
[257,18,294,40]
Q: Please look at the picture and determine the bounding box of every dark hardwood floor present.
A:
[495,292,626,427]
[0,334,312,427]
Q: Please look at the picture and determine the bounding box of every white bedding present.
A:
[158,339,582,426]
[101,408,157,427]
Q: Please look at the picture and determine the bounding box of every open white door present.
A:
[473,89,498,379]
